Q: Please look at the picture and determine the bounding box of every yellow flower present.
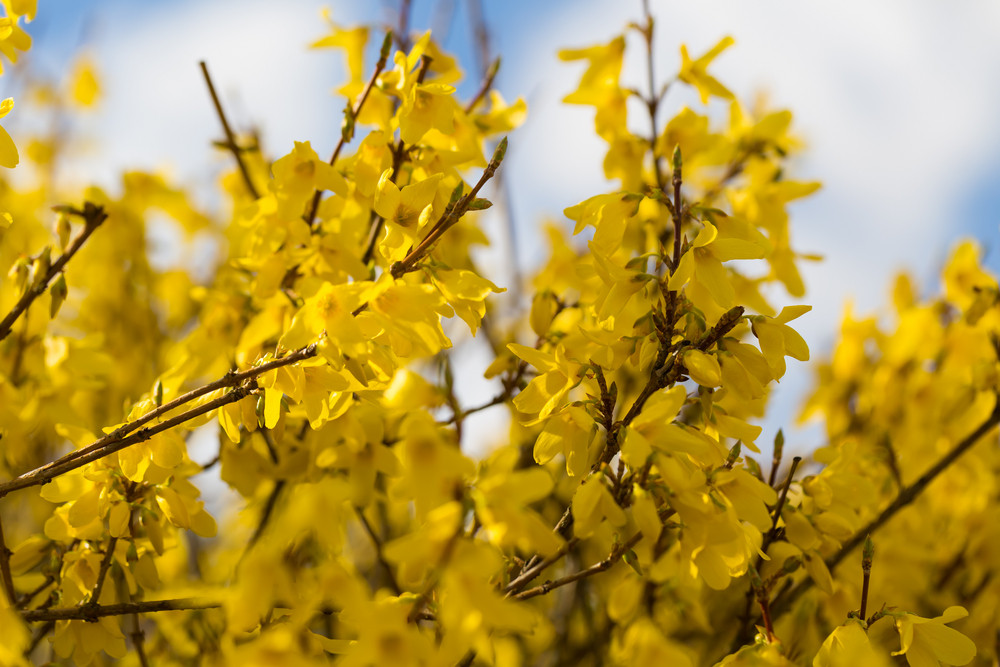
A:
[668,218,769,312]
[679,37,735,104]
[399,81,457,145]
[0,97,18,168]
[310,21,369,98]
[559,36,626,140]
[373,168,443,261]
[892,606,976,667]
[813,619,891,667]
[750,305,810,379]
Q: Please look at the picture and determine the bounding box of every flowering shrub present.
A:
[0,2,994,665]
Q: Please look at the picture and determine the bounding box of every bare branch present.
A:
[512,532,642,601]
[0,343,318,499]
[305,32,394,228]
[771,403,1000,620]
[0,513,16,603]
[0,203,107,343]
[199,61,260,199]
[390,137,507,280]
[21,598,221,623]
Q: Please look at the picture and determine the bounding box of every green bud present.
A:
[379,31,393,62]
[49,273,67,319]
[466,198,493,211]
[55,214,71,251]
[623,548,643,576]
[340,101,356,144]
[726,442,742,467]
[862,534,875,568]
[491,136,508,168]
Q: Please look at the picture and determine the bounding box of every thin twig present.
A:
[640,0,664,190]
[0,382,263,498]
[407,513,464,623]
[15,575,55,610]
[0,513,16,603]
[131,611,150,667]
[246,481,285,551]
[396,0,413,52]
[390,137,507,279]
[356,506,403,595]
[305,32,394,228]
[504,538,579,596]
[859,535,874,621]
[765,457,801,548]
[464,57,500,114]
[199,61,259,199]
[771,403,1000,620]
[88,536,118,605]
[21,598,221,623]
[736,456,802,644]
[24,620,55,657]
[512,532,642,601]
[358,53,432,262]
[0,203,107,343]
[0,344,318,498]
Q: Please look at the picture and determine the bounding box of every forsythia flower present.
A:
[892,607,976,667]
[0,97,17,167]
[679,36,735,104]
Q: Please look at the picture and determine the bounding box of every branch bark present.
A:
[0,344,317,498]
[21,598,221,623]
[0,203,107,343]
[200,61,260,199]
[770,402,1000,621]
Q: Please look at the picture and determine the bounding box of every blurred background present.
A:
[6,0,1000,455]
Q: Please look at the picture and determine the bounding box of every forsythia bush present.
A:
[0,2,997,665]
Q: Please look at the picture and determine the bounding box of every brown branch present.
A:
[246,481,284,552]
[512,532,642,601]
[361,138,409,265]
[0,344,318,499]
[88,536,118,605]
[305,32,394,228]
[0,513,16,603]
[358,53,432,262]
[859,535,874,621]
[390,137,507,279]
[771,402,1000,620]
[21,598,221,623]
[15,575,55,610]
[199,61,260,199]
[671,148,683,269]
[0,381,263,498]
[768,430,784,487]
[356,506,403,595]
[639,0,664,190]
[24,620,54,657]
[504,537,579,596]
[395,0,413,52]
[464,57,500,114]
[736,456,802,644]
[438,391,507,426]
[765,456,801,548]
[407,513,464,623]
[131,611,150,667]
[602,305,743,470]
[0,203,107,343]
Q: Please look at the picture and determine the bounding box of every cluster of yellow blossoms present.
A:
[0,2,995,666]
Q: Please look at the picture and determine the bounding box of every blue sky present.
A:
[8,0,1000,454]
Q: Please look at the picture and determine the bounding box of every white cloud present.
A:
[500,0,1000,450]
[50,0,1000,454]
